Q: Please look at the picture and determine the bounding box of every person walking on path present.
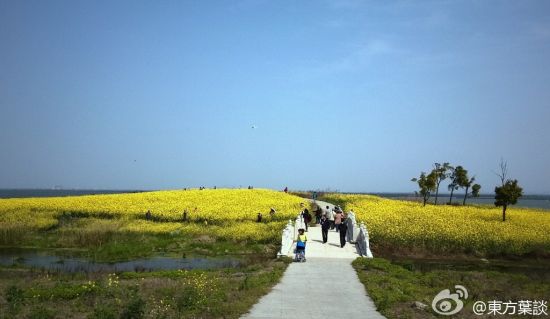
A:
[334,210,343,232]
[339,217,349,248]
[320,213,330,243]
[314,205,322,224]
[326,206,335,230]
[301,208,311,231]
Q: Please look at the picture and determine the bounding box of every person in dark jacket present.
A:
[339,217,349,248]
[320,213,330,243]
[302,208,312,231]
[314,206,322,224]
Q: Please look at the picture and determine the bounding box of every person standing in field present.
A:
[320,213,330,244]
[339,216,349,248]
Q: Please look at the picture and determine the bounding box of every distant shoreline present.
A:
[1,189,549,200]
[0,189,148,199]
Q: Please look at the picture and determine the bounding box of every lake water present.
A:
[0,248,240,273]
[0,189,146,198]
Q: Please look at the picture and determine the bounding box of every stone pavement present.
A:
[242,200,386,319]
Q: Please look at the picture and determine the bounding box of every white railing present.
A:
[278,208,373,259]
[356,222,373,258]
[278,220,294,257]
[278,214,304,257]
[345,211,359,242]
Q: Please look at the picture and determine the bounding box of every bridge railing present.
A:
[278,209,373,258]
[355,222,373,258]
[346,211,373,258]
[278,214,304,257]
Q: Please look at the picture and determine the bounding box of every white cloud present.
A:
[291,39,401,79]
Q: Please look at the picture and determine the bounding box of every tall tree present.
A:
[411,171,437,206]
[471,184,481,198]
[447,166,467,204]
[432,162,451,205]
[495,158,508,186]
[494,159,522,221]
[495,180,523,221]
[462,176,476,205]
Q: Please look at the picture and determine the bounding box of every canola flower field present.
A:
[0,189,305,245]
[0,189,299,318]
[323,194,550,256]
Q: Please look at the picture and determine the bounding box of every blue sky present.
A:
[1,0,549,193]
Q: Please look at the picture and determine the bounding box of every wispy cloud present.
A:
[290,39,403,81]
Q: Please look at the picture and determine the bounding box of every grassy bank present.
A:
[353,258,549,318]
[0,257,291,319]
[320,194,550,258]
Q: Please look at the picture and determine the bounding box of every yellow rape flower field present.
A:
[0,189,305,260]
[323,194,550,256]
[0,189,302,318]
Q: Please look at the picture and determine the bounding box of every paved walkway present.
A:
[242,200,386,319]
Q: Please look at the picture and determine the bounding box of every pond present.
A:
[0,248,240,273]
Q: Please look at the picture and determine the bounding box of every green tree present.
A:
[495,180,523,221]
[471,184,481,198]
[412,171,437,206]
[461,176,477,205]
[431,162,451,205]
[447,166,467,204]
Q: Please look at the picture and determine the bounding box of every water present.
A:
[371,193,550,210]
[0,248,240,273]
[0,189,147,199]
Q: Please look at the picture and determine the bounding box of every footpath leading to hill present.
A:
[242,200,385,319]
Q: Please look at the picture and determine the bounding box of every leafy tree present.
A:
[447,166,467,204]
[495,179,523,221]
[411,171,437,206]
[431,162,451,205]
[471,184,481,198]
[461,176,477,205]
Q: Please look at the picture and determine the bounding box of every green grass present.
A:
[2,219,280,262]
[353,257,550,318]
[0,258,291,319]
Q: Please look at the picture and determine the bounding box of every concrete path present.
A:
[242,200,386,319]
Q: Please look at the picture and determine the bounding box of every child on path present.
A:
[295,228,307,262]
